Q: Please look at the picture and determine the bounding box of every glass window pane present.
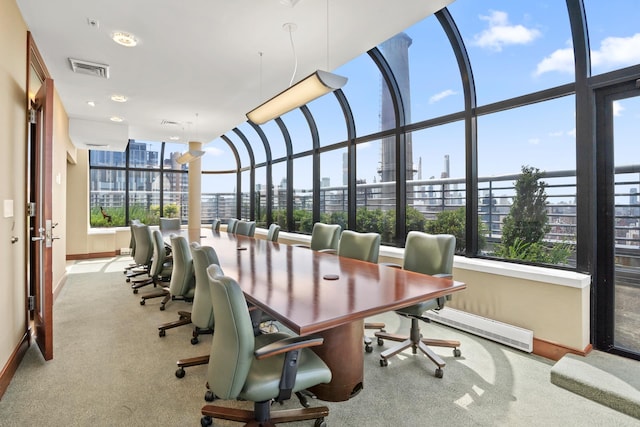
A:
[307,92,347,147]
[272,161,287,228]
[356,139,396,244]
[241,170,251,220]
[293,156,313,232]
[254,166,267,227]
[259,120,287,161]
[128,170,160,225]
[89,169,126,226]
[129,140,161,168]
[320,148,347,227]
[237,122,267,165]
[281,108,313,154]
[202,173,236,221]
[89,149,126,168]
[380,16,463,124]
[162,171,187,222]
[337,53,392,136]
[224,132,250,170]
[449,1,574,105]
[408,122,466,252]
[163,142,188,171]
[202,138,238,172]
[478,95,577,266]
[584,0,640,76]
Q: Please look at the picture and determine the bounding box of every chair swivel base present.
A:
[175,354,209,378]
[375,318,461,378]
[201,400,328,427]
[364,321,386,353]
[139,287,169,305]
[158,311,191,337]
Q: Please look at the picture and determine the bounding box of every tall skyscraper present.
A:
[378,32,415,184]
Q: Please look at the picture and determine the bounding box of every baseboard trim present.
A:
[66,251,117,260]
[0,332,30,400]
[533,337,592,361]
[53,273,68,304]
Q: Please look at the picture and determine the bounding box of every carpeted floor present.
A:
[0,256,638,426]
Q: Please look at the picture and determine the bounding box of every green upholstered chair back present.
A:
[159,217,181,232]
[236,220,256,237]
[190,243,221,329]
[403,231,455,276]
[206,264,255,400]
[226,218,239,234]
[132,224,153,266]
[168,235,195,298]
[129,219,141,257]
[211,218,221,233]
[310,223,341,251]
[337,230,380,263]
[149,230,171,277]
[266,223,280,242]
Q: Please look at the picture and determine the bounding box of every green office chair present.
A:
[136,230,173,303]
[123,219,142,274]
[200,264,331,427]
[295,222,341,251]
[125,223,154,283]
[334,230,386,353]
[375,231,461,378]
[175,242,221,378]
[159,217,181,233]
[157,234,196,336]
[235,220,256,237]
[211,218,221,233]
[226,218,239,234]
[266,223,280,242]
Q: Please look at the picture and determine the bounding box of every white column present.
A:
[187,140,202,233]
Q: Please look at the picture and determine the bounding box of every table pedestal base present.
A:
[309,319,364,402]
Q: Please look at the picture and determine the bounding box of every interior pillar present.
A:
[188,140,202,233]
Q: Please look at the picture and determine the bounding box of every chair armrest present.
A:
[380,262,402,269]
[292,244,310,249]
[433,273,453,279]
[254,335,324,360]
[317,248,336,254]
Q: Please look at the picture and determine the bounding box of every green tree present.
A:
[424,207,487,253]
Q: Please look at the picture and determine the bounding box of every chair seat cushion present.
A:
[241,332,332,403]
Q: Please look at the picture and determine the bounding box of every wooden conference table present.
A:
[178,228,466,402]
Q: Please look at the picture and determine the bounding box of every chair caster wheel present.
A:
[175,368,185,378]
[435,368,444,378]
[201,416,212,427]
[453,348,461,357]
[365,344,373,353]
[160,305,166,311]
[159,329,166,337]
[191,337,199,345]
[126,278,131,283]
[377,337,384,346]
[132,289,138,294]
[314,417,327,427]
[204,391,216,402]
[380,358,388,367]
[140,299,145,305]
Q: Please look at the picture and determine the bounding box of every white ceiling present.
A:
[17,0,453,151]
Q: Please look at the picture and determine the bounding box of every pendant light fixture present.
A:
[246,2,346,125]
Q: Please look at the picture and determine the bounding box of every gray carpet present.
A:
[0,256,638,426]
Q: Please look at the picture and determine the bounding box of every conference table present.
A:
[178,228,466,402]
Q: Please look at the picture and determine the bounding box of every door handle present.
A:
[31,235,45,242]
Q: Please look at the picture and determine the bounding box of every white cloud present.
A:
[613,101,624,117]
[528,138,540,145]
[535,33,640,76]
[567,128,576,137]
[473,10,541,52]
[429,89,457,104]
[548,131,565,137]
[205,146,224,156]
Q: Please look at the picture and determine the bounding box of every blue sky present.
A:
[199,1,639,195]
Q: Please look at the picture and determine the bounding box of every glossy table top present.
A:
[177,228,466,336]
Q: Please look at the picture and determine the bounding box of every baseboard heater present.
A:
[424,307,534,353]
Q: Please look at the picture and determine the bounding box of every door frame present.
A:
[594,77,640,360]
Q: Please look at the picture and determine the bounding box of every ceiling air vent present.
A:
[68,58,110,79]
[161,120,181,126]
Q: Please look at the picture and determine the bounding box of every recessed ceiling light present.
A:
[87,100,95,107]
[111,32,137,47]
[169,136,180,141]
[110,94,128,103]
[110,116,124,122]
